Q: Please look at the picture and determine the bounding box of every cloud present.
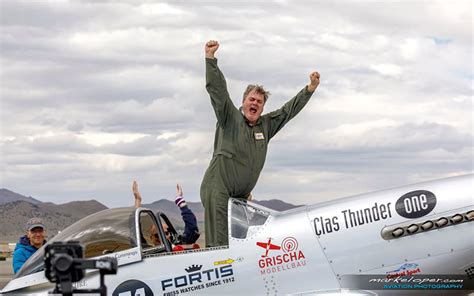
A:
[1,0,471,207]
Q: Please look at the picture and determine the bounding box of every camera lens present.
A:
[53,254,73,272]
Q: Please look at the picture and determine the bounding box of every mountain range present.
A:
[0,188,302,243]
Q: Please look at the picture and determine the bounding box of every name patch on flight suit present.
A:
[254,132,265,140]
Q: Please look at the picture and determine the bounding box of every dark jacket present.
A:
[179,205,200,244]
[12,236,45,274]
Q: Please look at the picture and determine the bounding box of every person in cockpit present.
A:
[132,181,200,245]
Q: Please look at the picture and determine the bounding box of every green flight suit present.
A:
[201,58,315,247]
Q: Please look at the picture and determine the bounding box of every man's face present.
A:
[149,224,161,246]
[162,223,171,242]
[242,90,265,125]
[27,227,45,248]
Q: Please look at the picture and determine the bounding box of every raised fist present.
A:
[308,71,320,92]
[205,40,219,58]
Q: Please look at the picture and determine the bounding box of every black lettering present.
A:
[314,217,323,235]
[380,204,387,219]
[341,210,350,228]
[162,279,173,291]
[315,216,341,235]
[206,280,221,288]
[324,217,333,233]
[220,265,233,277]
[340,202,394,230]
[371,203,380,221]
[188,272,202,285]
[201,269,213,281]
[332,216,340,231]
[348,210,357,227]
[180,287,190,293]
[363,208,373,223]
[356,210,364,225]
[174,276,187,288]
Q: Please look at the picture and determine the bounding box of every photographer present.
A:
[12,218,47,273]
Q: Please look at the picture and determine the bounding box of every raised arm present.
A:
[267,71,320,139]
[132,180,142,208]
[205,40,237,127]
[174,184,200,244]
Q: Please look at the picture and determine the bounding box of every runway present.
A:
[0,258,13,290]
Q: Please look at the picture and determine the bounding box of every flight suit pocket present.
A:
[270,109,284,118]
[215,151,233,159]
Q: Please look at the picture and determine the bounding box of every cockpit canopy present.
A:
[230,199,272,239]
[16,207,140,278]
[15,199,274,279]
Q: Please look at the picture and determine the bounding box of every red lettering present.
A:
[407,268,421,276]
[290,252,297,261]
[265,257,272,267]
[258,248,307,271]
[297,250,305,260]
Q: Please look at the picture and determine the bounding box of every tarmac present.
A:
[0,258,13,290]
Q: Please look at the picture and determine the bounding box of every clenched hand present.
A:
[307,71,320,92]
[205,40,219,59]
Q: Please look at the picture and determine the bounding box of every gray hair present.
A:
[243,84,270,103]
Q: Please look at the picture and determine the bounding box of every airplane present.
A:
[1,174,473,295]
[257,238,281,257]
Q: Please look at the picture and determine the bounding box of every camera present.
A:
[45,241,117,296]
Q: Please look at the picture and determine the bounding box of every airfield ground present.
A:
[0,258,12,289]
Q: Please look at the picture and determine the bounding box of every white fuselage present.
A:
[2,174,473,295]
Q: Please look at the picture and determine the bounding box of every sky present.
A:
[0,0,472,208]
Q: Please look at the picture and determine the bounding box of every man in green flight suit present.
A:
[201,40,320,247]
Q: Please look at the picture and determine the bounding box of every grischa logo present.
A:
[256,237,306,275]
[112,280,154,296]
[396,190,437,218]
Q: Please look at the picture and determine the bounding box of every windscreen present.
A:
[15,207,137,278]
[230,199,270,239]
